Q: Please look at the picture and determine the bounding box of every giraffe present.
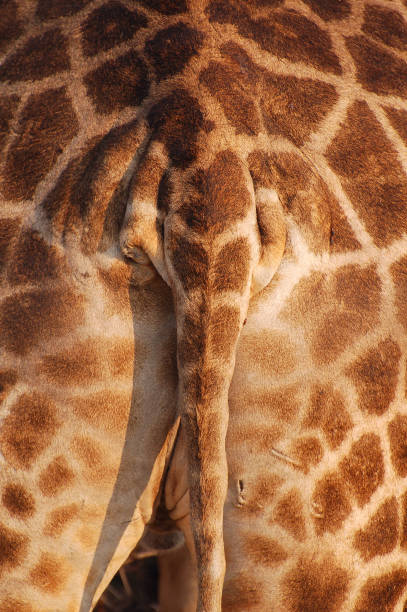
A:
[1,1,407,612]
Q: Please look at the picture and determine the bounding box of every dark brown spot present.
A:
[329,198,361,252]
[176,152,251,233]
[222,572,262,611]
[8,229,66,285]
[85,51,149,115]
[401,491,407,549]
[302,0,350,21]
[273,490,306,541]
[2,88,78,201]
[392,256,407,332]
[30,553,69,594]
[340,433,384,507]
[213,238,251,293]
[292,437,323,473]
[138,0,186,15]
[40,339,105,385]
[0,523,28,575]
[363,6,407,52]
[0,218,20,280]
[261,74,337,147]
[0,370,17,403]
[283,557,349,612]
[200,60,261,135]
[0,95,19,155]
[148,89,203,168]
[207,2,341,74]
[38,456,74,497]
[312,472,351,534]
[36,0,91,21]
[146,22,204,81]
[0,392,59,470]
[43,504,79,538]
[346,339,401,415]
[327,101,407,247]
[0,1,22,53]
[244,534,287,566]
[208,306,241,360]
[0,286,85,356]
[346,35,407,97]
[353,570,407,612]
[388,414,407,478]
[70,436,114,485]
[82,1,147,57]
[0,29,69,83]
[169,233,209,292]
[2,484,35,518]
[70,391,130,435]
[385,106,407,146]
[354,497,398,561]
[306,385,352,450]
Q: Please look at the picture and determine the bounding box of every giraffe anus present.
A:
[1,0,407,611]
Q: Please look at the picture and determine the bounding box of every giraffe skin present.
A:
[2,0,407,611]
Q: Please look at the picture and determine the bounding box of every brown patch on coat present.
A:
[222,572,262,611]
[327,101,407,246]
[8,229,66,285]
[209,306,241,360]
[388,414,407,478]
[354,497,399,561]
[302,0,350,21]
[244,534,287,566]
[391,256,407,332]
[82,1,147,57]
[200,60,261,135]
[236,473,282,516]
[169,233,209,291]
[213,238,251,293]
[207,2,341,74]
[0,370,17,403]
[36,0,91,21]
[401,491,407,549]
[0,95,19,154]
[0,218,20,277]
[282,557,349,612]
[346,35,407,97]
[385,106,407,146]
[273,490,306,541]
[147,89,203,168]
[243,331,296,377]
[43,504,79,538]
[248,151,332,253]
[30,553,69,594]
[292,437,323,473]
[312,472,351,534]
[353,570,407,612]
[340,433,384,506]
[2,88,78,201]
[2,484,35,519]
[176,151,252,233]
[306,385,352,450]
[363,5,407,51]
[242,386,299,424]
[346,339,401,415]
[0,0,22,53]
[0,523,28,575]
[146,23,204,81]
[69,390,130,435]
[38,456,75,497]
[84,51,149,115]
[0,600,34,612]
[0,392,59,470]
[40,339,106,386]
[70,436,115,485]
[138,0,186,14]
[329,198,362,251]
[107,339,136,378]
[0,29,69,83]
[262,74,337,147]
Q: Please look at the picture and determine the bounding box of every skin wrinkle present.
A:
[0,2,406,612]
